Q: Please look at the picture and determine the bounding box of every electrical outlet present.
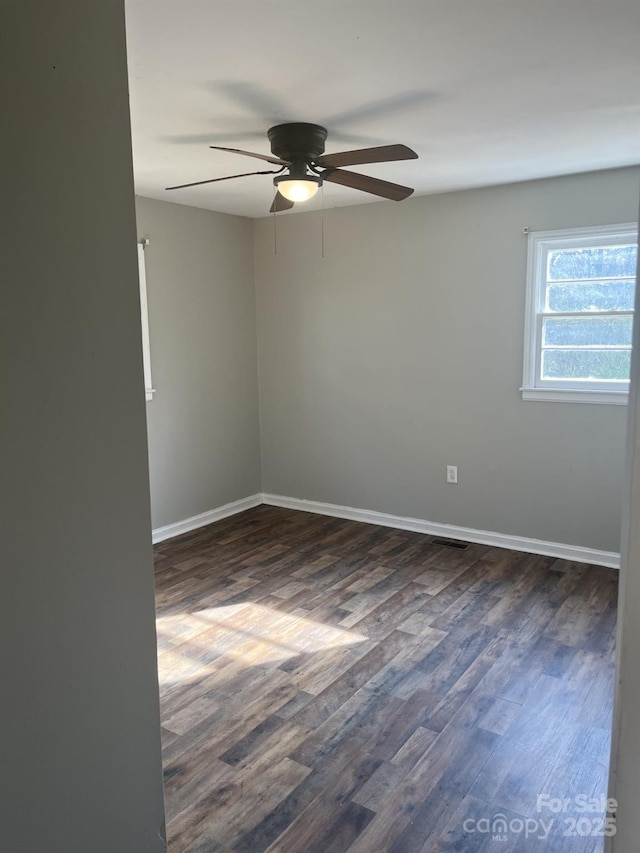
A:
[447,465,458,484]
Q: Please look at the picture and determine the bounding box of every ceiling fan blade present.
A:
[270,192,295,213]
[315,144,417,169]
[210,145,289,166]
[166,169,279,190]
[322,168,414,201]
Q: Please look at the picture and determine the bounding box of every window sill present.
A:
[521,387,628,405]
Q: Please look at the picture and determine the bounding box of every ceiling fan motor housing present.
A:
[268,123,327,163]
[166,123,417,208]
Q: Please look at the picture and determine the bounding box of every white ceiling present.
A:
[125,0,640,219]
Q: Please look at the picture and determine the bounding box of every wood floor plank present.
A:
[305,801,375,853]
[154,506,617,853]
[234,729,383,853]
[390,725,438,767]
[261,749,381,853]
[387,726,501,851]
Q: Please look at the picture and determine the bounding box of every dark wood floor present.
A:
[154,506,618,853]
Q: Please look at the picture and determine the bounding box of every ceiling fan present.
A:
[166,122,418,212]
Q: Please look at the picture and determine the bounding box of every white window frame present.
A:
[137,240,155,401]
[522,222,638,405]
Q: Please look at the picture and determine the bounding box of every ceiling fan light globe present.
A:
[275,178,320,202]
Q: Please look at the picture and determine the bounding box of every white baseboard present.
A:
[262,493,620,569]
[151,490,620,568]
[152,494,262,544]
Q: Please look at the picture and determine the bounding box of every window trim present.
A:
[137,240,155,402]
[522,222,638,405]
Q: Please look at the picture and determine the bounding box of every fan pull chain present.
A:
[321,182,325,258]
[273,204,277,256]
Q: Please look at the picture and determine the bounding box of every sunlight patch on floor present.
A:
[157,602,367,687]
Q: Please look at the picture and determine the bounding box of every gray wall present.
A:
[1,2,166,851]
[608,201,640,851]
[255,167,640,553]
[136,197,260,530]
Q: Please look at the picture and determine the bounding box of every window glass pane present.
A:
[546,279,635,313]
[548,244,637,281]
[542,349,631,381]
[542,316,633,347]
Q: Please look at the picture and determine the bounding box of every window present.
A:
[137,240,155,401]
[522,223,638,404]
